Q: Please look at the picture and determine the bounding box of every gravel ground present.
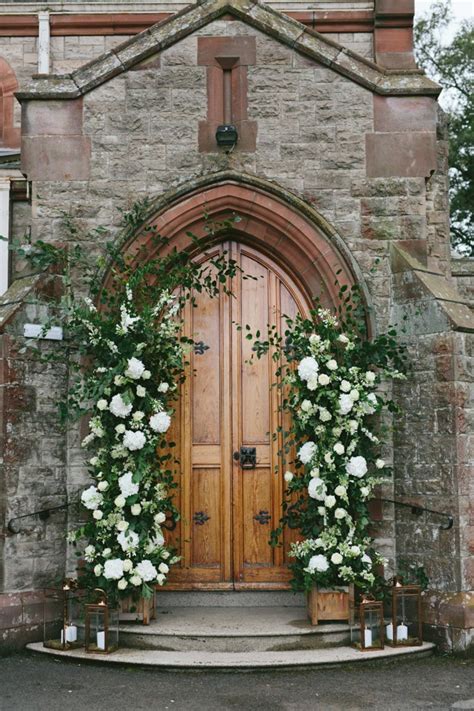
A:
[0,652,473,711]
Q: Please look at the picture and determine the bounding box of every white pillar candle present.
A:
[385,623,393,641]
[96,631,106,650]
[364,628,373,648]
[66,625,77,643]
[397,623,408,641]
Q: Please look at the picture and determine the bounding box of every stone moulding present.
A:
[15,0,441,103]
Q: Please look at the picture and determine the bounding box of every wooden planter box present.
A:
[307,585,354,626]
[119,594,155,626]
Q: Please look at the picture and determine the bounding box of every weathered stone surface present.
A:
[366,133,437,178]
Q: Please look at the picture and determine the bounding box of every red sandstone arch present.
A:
[0,58,20,148]
[117,181,357,310]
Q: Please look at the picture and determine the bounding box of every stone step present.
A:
[155,590,306,607]
[27,641,436,670]
[119,606,349,652]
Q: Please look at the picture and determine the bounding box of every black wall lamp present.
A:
[215,124,238,150]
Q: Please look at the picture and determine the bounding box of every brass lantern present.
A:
[385,576,423,646]
[84,588,119,653]
[350,594,384,651]
[43,578,84,650]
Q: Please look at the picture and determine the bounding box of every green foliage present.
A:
[415,0,474,255]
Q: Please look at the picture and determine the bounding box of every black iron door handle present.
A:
[233,447,257,469]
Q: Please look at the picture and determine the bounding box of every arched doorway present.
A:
[117,179,360,589]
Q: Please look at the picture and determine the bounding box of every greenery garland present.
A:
[252,290,407,592]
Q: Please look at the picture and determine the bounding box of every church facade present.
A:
[0,0,473,653]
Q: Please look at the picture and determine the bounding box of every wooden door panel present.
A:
[167,240,310,589]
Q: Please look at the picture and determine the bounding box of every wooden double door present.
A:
[167,241,309,589]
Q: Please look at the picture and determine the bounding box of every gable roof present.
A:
[16,0,440,101]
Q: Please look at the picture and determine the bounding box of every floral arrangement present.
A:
[253,294,406,592]
[15,204,240,603]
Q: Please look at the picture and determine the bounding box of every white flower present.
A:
[115,423,126,434]
[154,512,166,525]
[340,380,351,393]
[130,575,142,586]
[360,486,370,498]
[351,545,361,556]
[133,411,145,422]
[94,564,103,576]
[318,373,330,386]
[157,574,166,586]
[338,334,349,344]
[119,305,140,333]
[117,529,139,552]
[334,508,347,520]
[136,385,146,397]
[324,495,336,508]
[300,399,313,413]
[350,389,360,402]
[333,442,345,455]
[298,356,319,382]
[339,394,353,415]
[331,552,343,565]
[318,506,326,516]
[114,495,126,508]
[298,441,317,464]
[84,545,95,561]
[307,376,319,391]
[306,554,329,573]
[365,371,376,384]
[125,357,145,380]
[123,559,133,572]
[162,551,170,560]
[103,559,124,580]
[89,457,99,467]
[310,467,320,478]
[116,520,129,532]
[375,458,385,469]
[363,393,378,414]
[142,370,151,380]
[97,481,109,492]
[308,477,326,501]
[158,382,169,393]
[326,359,338,371]
[346,456,368,478]
[114,375,126,387]
[362,553,372,566]
[348,420,359,434]
[324,452,334,465]
[81,486,103,511]
[110,394,132,419]
[335,485,346,497]
[123,430,146,451]
[158,562,169,574]
[135,560,158,582]
[118,472,140,499]
[149,412,171,433]
[131,503,142,516]
[97,399,108,411]
[309,334,321,346]
[117,578,128,590]
[284,471,294,483]
[319,408,332,422]
[103,548,111,558]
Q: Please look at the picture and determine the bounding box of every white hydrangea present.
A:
[125,357,146,380]
[123,430,146,450]
[339,394,354,415]
[306,554,329,573]
[117,529,139,552]
[298,441,317,464]
[135,559,158,582]
[308,477,326,501]
[149,412,171,433]
[350,389,360,402]
[103,559,124,580]
[298,356,319,382]
[118,471,140,498]
[109,394,132,419]
[346,456,368,478]
[81,486,103,511]
[130,575,142,586]
[123,559,134,572]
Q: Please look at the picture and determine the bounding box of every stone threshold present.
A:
[27,641,435,670]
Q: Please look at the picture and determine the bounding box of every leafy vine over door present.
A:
[166,240,311,589]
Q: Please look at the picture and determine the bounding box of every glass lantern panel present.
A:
[362,607,383,649]
[394,592,420,644]
[43,589,83,650]
[108,608,119,651]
